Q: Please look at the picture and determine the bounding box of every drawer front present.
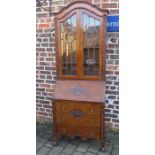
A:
[56,113,100,127]
[56,125,101,140]
[55,101,101,115]
[55,101,102,127]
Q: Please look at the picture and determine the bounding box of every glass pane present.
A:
[60,14,77,76]
[83,13,89,31]
[82,13,100,76]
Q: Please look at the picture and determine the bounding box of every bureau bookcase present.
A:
[53,0,108,149]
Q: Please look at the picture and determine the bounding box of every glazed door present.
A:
[58,10,79,79]
[57,9,104,80]
[80,10,103,80]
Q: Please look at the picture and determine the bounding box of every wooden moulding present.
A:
[53,0,109,20]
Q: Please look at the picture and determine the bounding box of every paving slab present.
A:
[36,142,44,151]
[45,130,52,135]
[105,144,112,153]
[59,153,68,155]
[98,152,110,155]
[76,142,89,152]
[90,141,101,147]
[113,143,119,149]
[87,144,100,154]
[47,146,64,155]
[45,141,54,148]
[111,149,119,155]
[37,146,51,155]
[63,143,77,154]
[71,138,81,145]
[85,152,96,155]
[44,134,52,140]
[72,151,85,155]
[59,139,69,147]
[105,133,111,142]
[37,137,48,144]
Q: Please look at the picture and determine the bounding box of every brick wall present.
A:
[36,0,119,129]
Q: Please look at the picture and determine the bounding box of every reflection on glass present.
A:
[71,15,76,28]
[89,17,94,27]
[83,13,89,31]
[61,14,77,75]
[82,13,100,76]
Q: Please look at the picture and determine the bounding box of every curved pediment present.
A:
[54,0,109,20]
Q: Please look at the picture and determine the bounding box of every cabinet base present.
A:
[52,134,105,149]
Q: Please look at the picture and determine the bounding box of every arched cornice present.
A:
[54,0,109,20]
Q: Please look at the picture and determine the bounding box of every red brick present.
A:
[111,0,118,2]
[40,53,47,56]
[108,44,119,49]
[47,93,53,96]
[105,123,113,128]
[43,105,52,109]
[38,112,48,116]
[102,0,109,2]
[36,92,41,96]
[114,71,119,75]
[36,104,42,107]
[40,83,50,88]
[105,118,111,122]
[107,65,118,70]
[106,71,114,74]
[38,23,49,28]
[109,9,119,15]
[36,48,45,52]
[40,108,45,112]
[94,0,100,3]
[46,89,53,93]
[102,3,117,8]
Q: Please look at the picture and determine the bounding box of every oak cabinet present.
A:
[53,1,108,149]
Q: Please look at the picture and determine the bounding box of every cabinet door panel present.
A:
[82,12,101,77]
[60,14,77,76]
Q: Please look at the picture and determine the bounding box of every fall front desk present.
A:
[52,80,105,148]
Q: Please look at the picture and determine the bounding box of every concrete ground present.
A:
[36,124,119,155]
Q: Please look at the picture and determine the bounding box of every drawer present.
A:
[56,112,100,127]
[55,101,102,127]
[55,101,101,115]
[56,125,100,140]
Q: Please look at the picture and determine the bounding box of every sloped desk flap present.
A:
[53,80,105,102]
